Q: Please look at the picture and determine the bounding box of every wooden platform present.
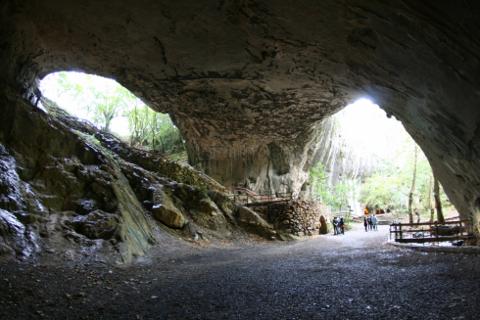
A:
[231,187,292,206]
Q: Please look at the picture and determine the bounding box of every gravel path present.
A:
[1,224,480,319]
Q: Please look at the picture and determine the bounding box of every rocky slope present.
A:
[0,92,278,263]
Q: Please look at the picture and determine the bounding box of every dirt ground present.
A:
[1,224,480,319]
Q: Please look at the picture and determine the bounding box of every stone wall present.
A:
[252,200,327,237]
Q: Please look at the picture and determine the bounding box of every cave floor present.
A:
[1,225,480,320]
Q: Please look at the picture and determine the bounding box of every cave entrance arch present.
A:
[308,97,455,224]
[1,0,479,237]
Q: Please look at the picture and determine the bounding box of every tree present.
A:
[309,162,330,204]
[88,86,130,132]
[360,172,406,211]
[126,104,184,153]
[127,103,151,146]
[427,175,435,222]
[407,145,418,223]
[309,162,354,212]
[433,177,445,224]
[44,71,186,156]
[51,72,132,132]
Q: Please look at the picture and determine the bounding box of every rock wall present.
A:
[186,122,324,196]
[0,92,156,262]
[1,1,480,236]
[0,92,277,262]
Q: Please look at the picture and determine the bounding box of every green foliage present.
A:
[359,139,450,214]
[309,132,452,218]
[127,105,184,154]
[90,86,131,132]
[309,162,329,202]
[46,71,185,155]
[309,163,352,211]
[359,171,407,210]
[55,72,133,132]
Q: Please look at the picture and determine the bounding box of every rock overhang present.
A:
[1,0,480,234]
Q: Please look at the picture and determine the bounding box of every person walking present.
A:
[332,217,338,235]
[363,216,368,232]
[339,217,345,235]
[367,215,373,230]
[371,214,378,231]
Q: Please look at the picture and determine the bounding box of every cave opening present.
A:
[308,98,455,224]
[39,71,187,161]
[2,2,480,318]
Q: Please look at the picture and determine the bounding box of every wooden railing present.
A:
[389,220,474,243]
[231,187,293,205]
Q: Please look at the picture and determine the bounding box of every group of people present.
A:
[363,214,378,231]
[332,217,345,235]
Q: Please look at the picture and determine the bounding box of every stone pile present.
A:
[253,200,326,236]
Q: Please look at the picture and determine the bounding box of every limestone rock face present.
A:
[0,93,283,262]
[1,1,480,235]
[0,93,157,263]
[0,209,37,257]
[69,210,120,240]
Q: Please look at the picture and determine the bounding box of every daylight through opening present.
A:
[40,72,186,161]
[307,98,455,225]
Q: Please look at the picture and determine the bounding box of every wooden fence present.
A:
[389,220,474,243]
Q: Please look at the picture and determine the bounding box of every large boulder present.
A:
[152,192,187,229]
[236,206,276,239]
[197,198,221,216]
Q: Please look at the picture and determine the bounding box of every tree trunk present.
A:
[103,111,114,133]
[428,175,434,223]
[104,117,112,132]
[408,145,418,223]
[433,177,445,224]
[131,105,138,146]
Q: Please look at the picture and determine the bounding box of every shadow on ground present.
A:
[1,224,479,319]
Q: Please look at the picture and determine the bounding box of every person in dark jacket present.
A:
[363,216,368,232]
[339,217,345,234]
[332,217,338,235]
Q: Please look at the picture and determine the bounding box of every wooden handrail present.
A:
[231,187,293,205]
[389,220,470,227]
[389,220,474,243]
